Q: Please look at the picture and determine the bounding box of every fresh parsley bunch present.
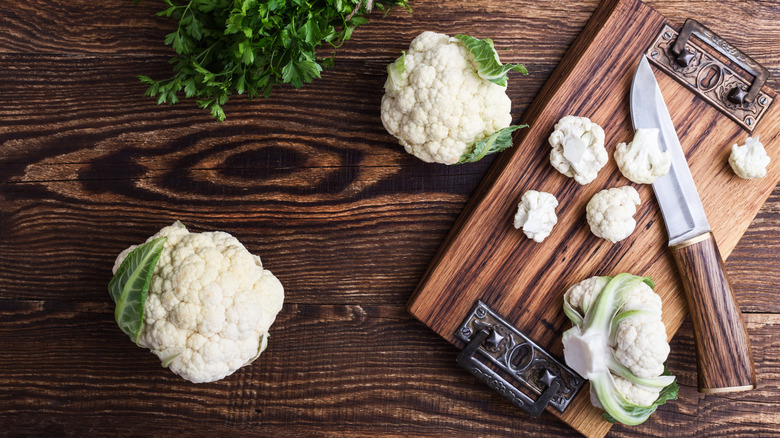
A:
[136,0,410,120]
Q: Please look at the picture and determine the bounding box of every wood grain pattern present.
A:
[671,233,756,392]
[408,0,780,436]
[1,0,779,437]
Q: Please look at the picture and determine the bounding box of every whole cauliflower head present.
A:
[729,135,770,179]
[513,190,559,242]
[614,128,671,184]
[586,186,641,243]
[549,115,608,185]
[113,221,284,383]
[380,31,516,164]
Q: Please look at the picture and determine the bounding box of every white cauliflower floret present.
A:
[612,375,661,406]
[113,221,284,383]
[614,317,669,378]
[614,128,671,184]
[564,276,610,316]
[729,136,770,179]
[513,190,559,242]
[586,186,641,243]
[381,31,520,164]
[549,115,608,185]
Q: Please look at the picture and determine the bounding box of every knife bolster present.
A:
[670,232,756,392]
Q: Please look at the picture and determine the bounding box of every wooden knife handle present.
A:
[671,232,756,393]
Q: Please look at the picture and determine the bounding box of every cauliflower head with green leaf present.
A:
[111,221,284,383]
[380,31,527,164]
[562,273,677,425]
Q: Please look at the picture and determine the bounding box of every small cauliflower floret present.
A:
[612,375,661,406]
[729,136,770,179]
[381,31,526,164]
[513,190,559,242]
[586,186,641,243]
[112,222,284,383]
[561,274,677,426]
[614,128,671,184]
[549,115,608,185]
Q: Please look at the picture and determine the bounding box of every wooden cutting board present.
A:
[407,0,780,436]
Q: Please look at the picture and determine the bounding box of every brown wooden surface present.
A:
[0,0,778,437]
[408,0,780,435]
[671,233,756,392]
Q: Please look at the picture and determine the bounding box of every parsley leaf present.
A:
[135,0,411,120]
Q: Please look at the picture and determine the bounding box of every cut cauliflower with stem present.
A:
[549,115,608,185]
[586,186,641,243]
[381,31,527,165]
[513,190,559,242]
[109,221,284,383]
[562,273,678,426]
[614,128,671,184]
[729,135,770,179]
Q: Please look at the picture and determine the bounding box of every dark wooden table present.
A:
[1,1,778,436]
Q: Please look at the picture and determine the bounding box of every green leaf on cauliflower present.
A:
[458,124,527,164]
[454,34,527,87]
[602,366,679,424]
[385,51,406,91]
[108,237,167,345]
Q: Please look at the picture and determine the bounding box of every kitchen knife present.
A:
[631,55,756,393]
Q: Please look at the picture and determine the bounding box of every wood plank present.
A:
[1,299,778,437]
[408,0,780,435]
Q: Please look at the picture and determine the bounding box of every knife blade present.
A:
[630,55,756,393]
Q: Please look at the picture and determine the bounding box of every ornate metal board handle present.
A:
[671,19,768,105]
[455,301,585,417]
[646,20,773,131]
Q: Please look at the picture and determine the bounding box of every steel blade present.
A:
[631,56,710,246]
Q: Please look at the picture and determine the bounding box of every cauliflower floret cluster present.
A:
[380,31,520,164]
[113,221,284,383]
[586,186,641,243]
[513,190,559,242]
[614,128,671,184]
[729,135,770,179]
[549,115,608,185]
[562,274,676,425]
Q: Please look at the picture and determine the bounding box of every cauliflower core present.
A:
[113,222,284,383]
[614,128,671,184]
[549,115,608,185]
[729,135,770,179]
[586,186,641,243]
[380,31,514,164]
[513,190,559,242]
